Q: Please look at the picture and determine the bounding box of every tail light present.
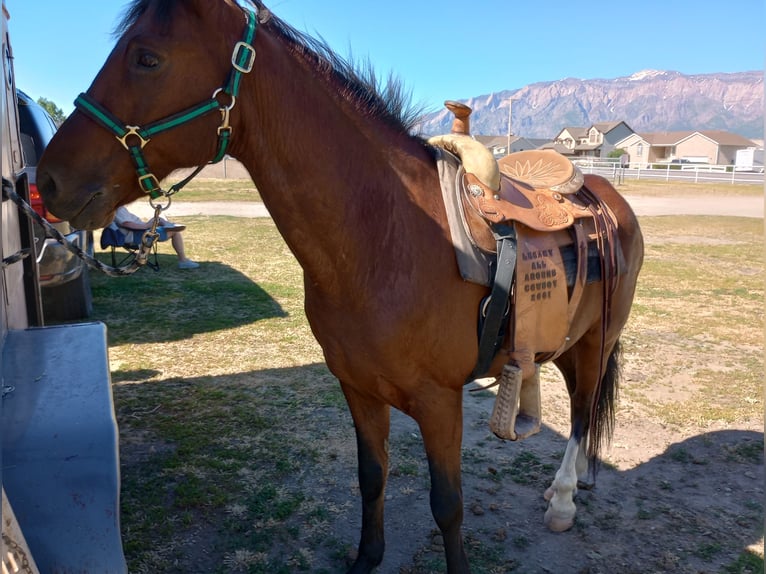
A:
[29,182,62,223]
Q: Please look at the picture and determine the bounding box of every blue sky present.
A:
[8,0,764,116]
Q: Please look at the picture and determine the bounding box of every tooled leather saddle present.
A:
[429,101,622,384]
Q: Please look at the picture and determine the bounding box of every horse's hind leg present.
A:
[543,434,584,532]
[416,388,471,574]
[340,383,391,574]
[544,335,621,532]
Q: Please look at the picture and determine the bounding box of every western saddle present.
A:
[429,101,620,441]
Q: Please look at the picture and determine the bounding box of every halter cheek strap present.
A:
[74,9,258,200]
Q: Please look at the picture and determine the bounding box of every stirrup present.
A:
[489,363,542,441]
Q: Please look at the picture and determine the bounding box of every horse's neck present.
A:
[245,133,433,293]
[231,33,438,289]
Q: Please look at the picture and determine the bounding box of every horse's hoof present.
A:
[544,507,575,532]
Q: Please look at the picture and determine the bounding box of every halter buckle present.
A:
[117,126,150,150]
[231,41,256,74]
[138,173,161,195]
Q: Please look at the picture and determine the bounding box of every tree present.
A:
[36,97,66,126]
[607,148,626,159]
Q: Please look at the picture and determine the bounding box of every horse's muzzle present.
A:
[35,166,116,230]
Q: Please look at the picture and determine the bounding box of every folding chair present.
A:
[100,223,160,271]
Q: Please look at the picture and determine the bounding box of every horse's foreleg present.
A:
[341,383,391,574]
[417,389,471,574]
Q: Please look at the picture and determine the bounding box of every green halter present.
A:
[74,9,258,200]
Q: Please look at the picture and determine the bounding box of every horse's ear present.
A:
[256,6,272,23]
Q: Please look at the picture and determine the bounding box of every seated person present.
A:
[112,206,200,269]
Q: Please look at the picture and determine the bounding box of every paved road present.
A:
[134,201,271,219]
[622,195,762,217]
[132,195,763,220]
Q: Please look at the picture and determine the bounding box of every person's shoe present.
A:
[178,260,200,269]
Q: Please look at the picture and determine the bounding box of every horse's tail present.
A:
[587,338,622,467]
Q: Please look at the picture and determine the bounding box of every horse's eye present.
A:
[137,52,160,69]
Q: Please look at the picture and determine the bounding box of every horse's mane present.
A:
[116,0,430,136]
[115,0,176,34]
[248,1,429,135]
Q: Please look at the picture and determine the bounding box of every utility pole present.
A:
[506,97,519,156]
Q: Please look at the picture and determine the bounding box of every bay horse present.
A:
[37,1,643,572]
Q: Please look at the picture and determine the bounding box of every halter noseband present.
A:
[74,9,258,201]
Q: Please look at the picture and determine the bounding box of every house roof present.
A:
[638,130,756,147]
[591,121,624,134]
[613,133,647,147]
[538,141,574,155]
[576,142,601,151]
[690,130,756,146]
[560,122,631,139]
[557,127,589,139]
[474,135,513,148]
[526,138,552,148]
[640,131,693,145]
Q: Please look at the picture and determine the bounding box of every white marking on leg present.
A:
[576,436,589,484]
[543,437,579,532]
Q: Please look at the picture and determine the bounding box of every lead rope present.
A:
[5,186,148,276]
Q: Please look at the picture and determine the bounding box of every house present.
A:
[547,127,589,156]
[542,122,634,158]
[614,131,757,165]
[474,135,539,157]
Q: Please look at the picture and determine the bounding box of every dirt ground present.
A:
[331,369,763,574]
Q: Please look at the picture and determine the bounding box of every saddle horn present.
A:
[445,100,472,136]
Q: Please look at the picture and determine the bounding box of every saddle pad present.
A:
[436,148,493,285]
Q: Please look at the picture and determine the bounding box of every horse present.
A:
[36,1,643,572]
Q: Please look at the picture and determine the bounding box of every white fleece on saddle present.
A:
[428,134,501,191]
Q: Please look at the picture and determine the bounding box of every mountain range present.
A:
[416,70,763,141]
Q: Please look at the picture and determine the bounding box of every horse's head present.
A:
[37,0,257,229]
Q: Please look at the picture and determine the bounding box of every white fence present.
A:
[571,158,763,185]
[171,156,763,186]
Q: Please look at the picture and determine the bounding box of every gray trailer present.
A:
[0,2,126,571]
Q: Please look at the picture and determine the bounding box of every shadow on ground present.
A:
[88,253,286,344]
[112,363,764,574]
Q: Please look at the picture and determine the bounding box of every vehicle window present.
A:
[18,100,56,166]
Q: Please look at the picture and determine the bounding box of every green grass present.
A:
[724,550,765,573]
[624,215,763,427]
[616,180,762,196]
